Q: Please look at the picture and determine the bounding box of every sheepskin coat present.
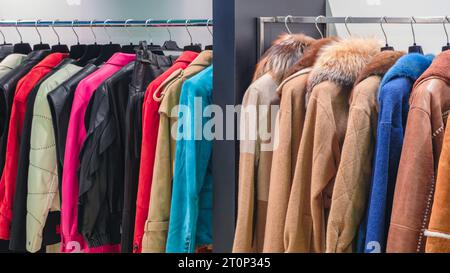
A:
[263,38,335,253]
[326,50,404,253]
[233,34,315,253]
[284,38,380,253]
[386,51,448,253]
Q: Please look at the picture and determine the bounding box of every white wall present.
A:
[327,0,450,53]
[0,0,212,47]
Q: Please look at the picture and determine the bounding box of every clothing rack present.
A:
[0,19,213,28]
[257,16,448,57]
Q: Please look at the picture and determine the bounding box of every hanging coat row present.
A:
[0,32,213,253]
[234,32,450,253]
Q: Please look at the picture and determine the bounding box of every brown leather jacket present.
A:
[387,50,450,253]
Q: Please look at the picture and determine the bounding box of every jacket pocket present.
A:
[142,221,169,253]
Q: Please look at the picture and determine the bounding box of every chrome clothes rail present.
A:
[0,19,212,27]
[257,16,448,57]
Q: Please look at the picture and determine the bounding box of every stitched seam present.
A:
[32,114,52,121]
[30,144,56,150]
[29,163,58,176]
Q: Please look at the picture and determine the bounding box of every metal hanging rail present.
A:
[257,16,449,57]
[0,19,213,27]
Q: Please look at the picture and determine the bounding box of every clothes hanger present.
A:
[442,16,450,52]
[205,19,213,50]
[13,19,32,54]
[380,16,394,51]
[162,19,182,51]
[284,15,293,34]
[183,19,202,52]
[32,19,50,51]
[344,16,353,37]
[69,19,87,59]
[121,19,136,53]
[76,19,101,66]
[315,15,325,39]
[408,17,423,54]
[93,19,121,65]
[50,20,69,53]
[144,19,164,55]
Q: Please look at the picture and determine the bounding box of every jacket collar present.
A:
[277,67,312,96]
[253,34,316,84]
[354,51,405,85]
[285,37,337,78]
[380,53,434,91]
[175,50,200,66]
[105,52,136,67]
[307,37,381,93]
[414,50,450,87]
[189,50,213,68]
[33,52,69,69]
[0,53,27,69]
[25,49,51,62]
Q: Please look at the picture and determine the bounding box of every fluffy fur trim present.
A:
[307,38,381,92]
[354,51,405,85]
[414,50,450,87]
[285,37,338,79]
[380,53,435,92]
[253,33,316,84]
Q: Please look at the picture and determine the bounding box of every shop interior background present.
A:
[0,0,213,48]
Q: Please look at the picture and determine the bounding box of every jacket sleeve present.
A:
[426,120,450,252]
[232,88,260,253]
[285,97,332,253]
[326,99,376,253]
[142,112,173,253]
[26,89,60,253]
[386,106,434,253]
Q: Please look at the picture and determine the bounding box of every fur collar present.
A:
[354,50,405,85]
[307,38,380,92]
[414,50,450,87]
[253,33,316,84]
[285,37,337,79]
[380,53,434,91]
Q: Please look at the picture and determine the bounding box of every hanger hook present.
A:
[0,19,6,44]
[206,19,213,37]
[15,19,23,43]
[104,19,112,43]
[185,19,193,44]
[71,19,80,44]
[410,16,417,45]
[315,15,325,39]
[90,19,97,44]
[145,18,154,44]
[443,16,449,45]
[284,15,293,34]
[380,16,389,46]
[125,19,133,42]
[344,16,352,37]
[34,19,43,44]
[51,19,61,44]
[166,19,173,41]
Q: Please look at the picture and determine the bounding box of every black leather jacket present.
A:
[47,64,98,183]
[78,62,135,247]
[121,41,176,252]
[8,57,74,252]
[0,50,50,176]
